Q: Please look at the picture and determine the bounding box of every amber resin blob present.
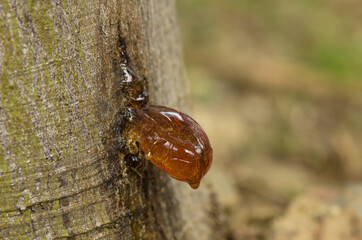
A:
[126,105,213,189]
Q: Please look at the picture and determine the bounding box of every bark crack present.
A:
[0,171,123,215]
[51,206,148,240]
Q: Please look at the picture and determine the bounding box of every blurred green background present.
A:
[176,0,362,239]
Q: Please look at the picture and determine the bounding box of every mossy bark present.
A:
[0,1,224,239]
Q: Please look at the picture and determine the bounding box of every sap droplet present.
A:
[126,105,213,189]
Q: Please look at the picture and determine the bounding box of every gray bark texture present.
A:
[0,0,225,239]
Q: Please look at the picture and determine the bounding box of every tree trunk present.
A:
[0,1,224,239]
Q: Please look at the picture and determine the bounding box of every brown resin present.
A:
[126,105,213,189]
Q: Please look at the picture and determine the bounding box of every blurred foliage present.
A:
[177,0,362,83]
[176,1,362,239]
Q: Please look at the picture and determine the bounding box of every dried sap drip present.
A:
[126,105,213,189]
[120,63,148,109]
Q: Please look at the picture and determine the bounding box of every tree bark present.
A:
[0,1,224,239]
